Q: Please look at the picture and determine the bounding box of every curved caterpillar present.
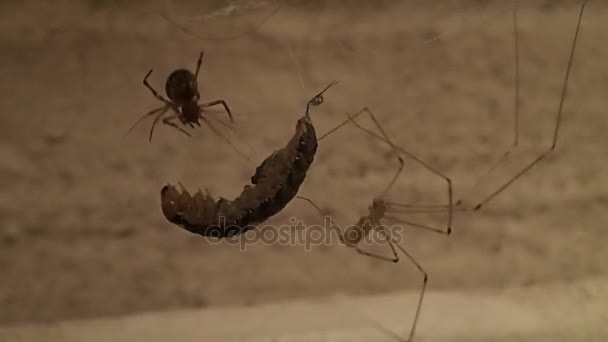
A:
[160,82,337,238]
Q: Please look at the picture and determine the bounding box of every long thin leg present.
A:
[382,214,447,235]
[385,203,454,212]
[143,69,172,105]
[194,50,204,78]
[381,156,405,199]
[351,226,429,342]
[324,107,453,235]
[124,104,168,137]
[345,111,405,198]
[467,0,587,211]
[318,108,405,198]
[162,115,192,138]
[200,99,233,122]
[322,109,406,198]
[458,0,521,205]
[350,225,400,263]
[351,243,399,262]
[392,238,428,342]
[148,106,172,142]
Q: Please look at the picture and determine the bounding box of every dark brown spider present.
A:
[126,50,233,142]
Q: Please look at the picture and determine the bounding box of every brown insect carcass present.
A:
[126,50,233,142]
[160,82,338,238]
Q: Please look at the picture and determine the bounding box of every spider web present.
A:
[160,0,282,42]
[157,0,518,195]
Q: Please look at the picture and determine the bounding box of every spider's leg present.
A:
[162,115,192,138]
[143,69,172,105]
[194,51,204,78]
[148,106,172,142]
[200,99,233,122]
[125,104,168,138]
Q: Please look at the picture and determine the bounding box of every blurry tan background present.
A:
[0,0,606,332]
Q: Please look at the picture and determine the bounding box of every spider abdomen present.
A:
[165,69,199,104]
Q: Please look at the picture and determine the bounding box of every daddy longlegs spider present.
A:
[297,1,588,340]
[298,107,453,342]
